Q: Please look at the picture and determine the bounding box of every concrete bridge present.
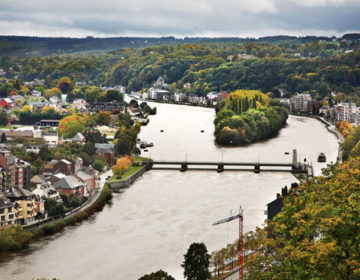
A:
[144,150,313,175]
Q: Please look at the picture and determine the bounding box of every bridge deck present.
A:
[150,161,294,167]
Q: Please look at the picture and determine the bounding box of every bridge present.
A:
[144,149,313,175]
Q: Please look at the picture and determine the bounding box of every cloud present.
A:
[0,0,359,37]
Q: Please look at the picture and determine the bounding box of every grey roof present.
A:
[53,176,84,189]
[31,174,46,184]
[0,194,15,209]
[76,171,93,181]
[71,132,85,142]
[95,143,114,153]
[6,188,34,199]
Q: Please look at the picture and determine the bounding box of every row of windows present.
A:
[0,214,15,221]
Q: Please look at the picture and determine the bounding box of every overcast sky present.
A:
[0,0,359,38]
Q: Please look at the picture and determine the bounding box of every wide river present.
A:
[0,102,338,280]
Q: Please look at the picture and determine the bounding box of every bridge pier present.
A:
[217,163,224,173]
[180,162,188,172]
[145,161,153,170]
[254,164,260,173]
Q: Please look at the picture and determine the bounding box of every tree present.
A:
[58,76,74,94]
[82,142,96,156]
[96,111,112,126]
[106,89,124,102]
[58,115,85,139]
[138,270,175,280]
[84,128,107,144]
[112,156,132,177]
[39,146,53,161]
[0,112,8,126]
[93,159,105,172]
[0,132,6,143]
[182,242,211,280]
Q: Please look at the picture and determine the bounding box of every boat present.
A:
[284,152,289,155]
[318,152,326,162]
[160,130,164,132]
[140,141,154,149]
[201,130,204,133]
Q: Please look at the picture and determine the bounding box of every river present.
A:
[0,102,339,280]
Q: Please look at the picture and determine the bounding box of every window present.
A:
[27,203,32,208]
[0,216,5,221]
[27,211,32,215]
[9,214,14,219]
[8,221,12,225]
[8,207,12,213]
[0,209,4,214]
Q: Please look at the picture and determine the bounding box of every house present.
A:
[71,132,85,143]
[39,119,60,128]
[174,92,187,102]
[90,101,124,114]
[0,194,16,228]
[0,98,14,109]
[95,143,115,165]
[0,130,34,141]
[76,170,97,194]
[44,159,72,175]
[31,90,42,97]
[290,93,312,112]
[267,183,298,220]
[71,99,89,112]
[6,187,37,225]
[155,76,165,87]
[32,182,62,203]
[147,88,170,101]
[188,94,200,104]
[307,100,321,115]
[13,159,31,190]
[42,132,59,146]
[53,175,85,197]
[30,174,47,189]
[183,82,191,89]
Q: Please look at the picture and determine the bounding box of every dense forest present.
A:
[1,38,360,104]
[0,34,357,56]
[214,90,289,145]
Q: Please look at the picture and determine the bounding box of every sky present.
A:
[0,0,359,38]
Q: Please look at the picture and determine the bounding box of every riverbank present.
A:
[290,113,344,161]
[0,183,112,254]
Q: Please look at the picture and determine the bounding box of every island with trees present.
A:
[214,90,289,145]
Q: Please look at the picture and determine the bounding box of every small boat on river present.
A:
[318,152,326,162]
[140,141,154,149]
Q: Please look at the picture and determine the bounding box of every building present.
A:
[90,101,124,114]
[0,194,16,228]
[95,143,115,165]
[0,98,14,109]
[174,92,187,102]
[32,182,62,203]
[154,76,165,87]
[53,176,85,197]
[13,159,31,190]
[306,100,321,115]
[0,130,34,141]
[44,159,72,175]
[71,133,85,143]
[267,183,298,220]
[71,99,89,112]
[39,119,60,128]
[6,187,37,225]
[290,93,312,112]
[147,88,170,101]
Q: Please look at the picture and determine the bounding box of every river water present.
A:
[0,102,338,280]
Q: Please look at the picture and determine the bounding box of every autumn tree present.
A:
[112,156,133,177]
[58,115,85,139]
[96,111,111,126]
[58,76,74,94]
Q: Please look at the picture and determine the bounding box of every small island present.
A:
[214,90,289,145]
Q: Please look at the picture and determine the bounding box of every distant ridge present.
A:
[0,33,358,56]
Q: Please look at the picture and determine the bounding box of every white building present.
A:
[174,92,187,102]
[290,93,311,112]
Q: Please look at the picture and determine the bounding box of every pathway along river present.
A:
[0,102,338,280]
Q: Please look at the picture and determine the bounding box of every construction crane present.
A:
[213,207,244,280]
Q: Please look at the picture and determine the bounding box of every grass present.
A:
[109,165,143,182]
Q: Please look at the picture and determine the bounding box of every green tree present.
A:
[182,242,211,280]
[59,115,85,139]
[58,76,74,94]
[0,132,6,143]
[96,111,112,126]
[138,270,175,280]
[106,89,124,102]
[39,146,53,161]
[93,159,105,172]
[0,112,8,126]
